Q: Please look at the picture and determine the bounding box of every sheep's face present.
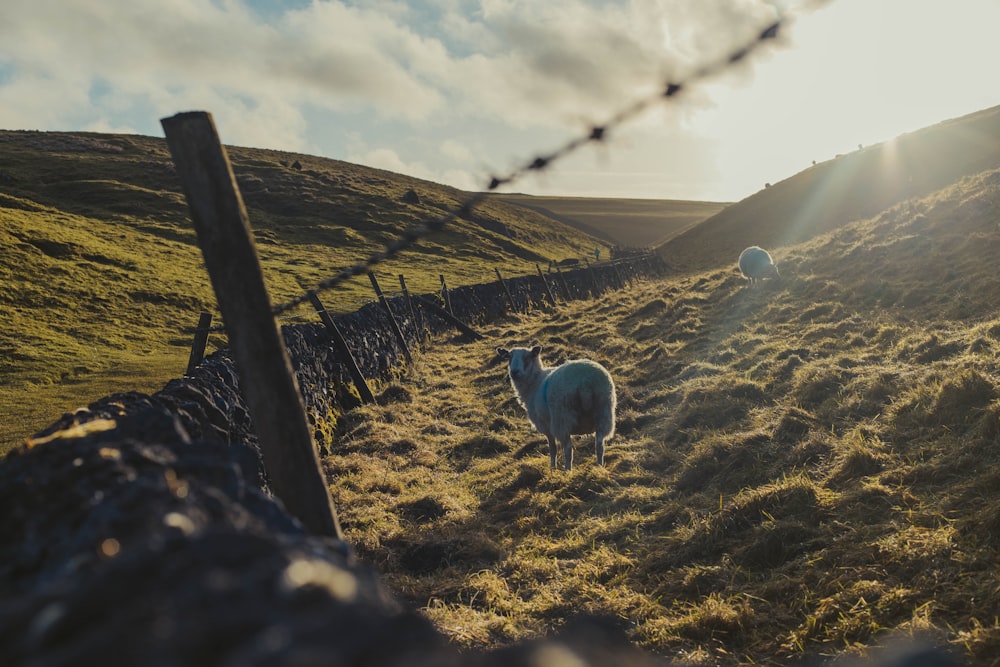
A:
[497,345,541,382]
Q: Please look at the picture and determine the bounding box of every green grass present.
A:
[0,197,220,446]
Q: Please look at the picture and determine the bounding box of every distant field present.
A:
[490,194,728,249]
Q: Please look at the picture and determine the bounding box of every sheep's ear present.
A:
[530,345,542,357]
[496,347,510,359]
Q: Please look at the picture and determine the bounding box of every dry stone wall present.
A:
[0,256,667,666]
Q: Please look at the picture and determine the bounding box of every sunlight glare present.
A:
[687,0,1000,201]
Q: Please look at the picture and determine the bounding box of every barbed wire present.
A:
[203,2,824,332]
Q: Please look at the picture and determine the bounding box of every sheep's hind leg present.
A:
[562,437,574,471]
[546,435,558,470]
[595,431,605,466]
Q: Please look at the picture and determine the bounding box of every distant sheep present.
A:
[738,246,779,285]
[496,345,616,471]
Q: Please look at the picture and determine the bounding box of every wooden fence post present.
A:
[608,261,625,290]
[185,311,213,376]
[439,274,453,315]
[398,274,424,343]
[613,260,633,288]
[554,263,574,300]
[584,259,601,298]
[161,111,341,539]
[536,263,558,307]
[494,267,519,314]
[368,271,413,366]
[416,296,484,340]
[623,258,640,285]
[307,292,375,405]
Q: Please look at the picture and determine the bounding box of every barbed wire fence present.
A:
[194,1,829,333]
[23,0,833,572]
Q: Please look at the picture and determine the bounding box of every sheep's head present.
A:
[496,345,542,382]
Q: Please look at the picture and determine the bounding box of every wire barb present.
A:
[255,9,795,322]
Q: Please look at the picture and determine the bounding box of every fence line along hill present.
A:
[656,103,1000,273]
[0,129,625,451]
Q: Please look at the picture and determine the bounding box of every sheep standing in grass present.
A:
[496,345,616,471]
[738,246,780,285]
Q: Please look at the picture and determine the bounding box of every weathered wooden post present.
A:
[630,256,644,282]
[494,267,519,314]
[595,261,611,293]
[584,258,601,298]
[416,296,484,340]
[623,257,640,285]
[185,311,213,376]
[554,263,573,301]
[307,292,375,405]
[612,260,632,288]
[439,274,453,315]
[536,263,558,307]
[398,274,424,343]
[368,271,413,366]
[161,111,341,539]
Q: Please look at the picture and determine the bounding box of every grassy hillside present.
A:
[329,166,1000,664]
[0,130,606,451]
[492,194,728,249]
[657,104,1000,273]
[6,104,1000,664]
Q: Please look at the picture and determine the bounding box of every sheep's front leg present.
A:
[595,432,605,467]
[562,437,574,471]
[546,434,558,470]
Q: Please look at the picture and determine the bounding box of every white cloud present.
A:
[347,141,483,192]
[349,146,412,174]
[275,2,447,118]
[1,0,998,203]
[0,72,92,129]
[0,0,447,127]
[0,0,777,146]
[440,138,474,164]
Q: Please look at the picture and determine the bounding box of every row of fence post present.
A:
[185,251,662,379]
[186,251,659,410]
[167,109,663,540]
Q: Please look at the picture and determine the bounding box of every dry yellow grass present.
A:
[7,110,1000,664]
[326,167,1000,664]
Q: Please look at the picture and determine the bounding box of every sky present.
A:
[1,0,999,203]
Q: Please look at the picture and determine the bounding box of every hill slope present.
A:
[330,165,1000,664]
[0,130,606,450]
[6,113,1000,663]
[657,104,1000,272]
[491,194,728,249]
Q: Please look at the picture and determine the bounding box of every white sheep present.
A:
[738,246,780,285]
[496,345,616,471]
